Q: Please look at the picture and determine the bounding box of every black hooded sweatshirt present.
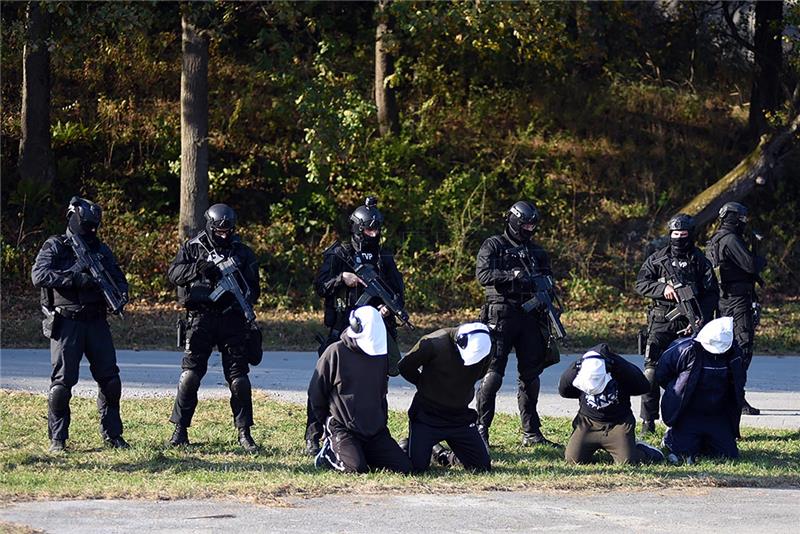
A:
[558,344,650,424]
[307,332,389,438]
[399,327,491,425]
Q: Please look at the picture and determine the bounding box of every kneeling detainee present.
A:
[657,317,745,464]
[399,323,493,473]
[559,344,664,464]
[309,306,411,474]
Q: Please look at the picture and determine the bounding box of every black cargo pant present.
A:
[170,310,253,429]
[475,303,546,437]
[48,312,123,441]
[316,418,412,474]
[641,308,685,422]
[719,293,754,372]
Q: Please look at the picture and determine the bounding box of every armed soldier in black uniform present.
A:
[167,204,262,453]
[706,202,766,415]
[634,213,719,434]
[474,200,564,449]
[32,197,130,453]
[305,197,407,456]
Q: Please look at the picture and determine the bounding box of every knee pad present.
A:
[49,384,72,412]
[229,376,252,398]
[481,372,504,395]
[178,370,202,392]
[98,375,122,402]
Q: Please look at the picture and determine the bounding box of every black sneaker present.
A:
[522,433,564,450]
[635,440,665,463]
[238,427,258,454]
[306,438,321,457]
[641,420,656,435]
[314,439,333,470]
[169,425,189,447]
[49,439,66,453]
[431,443,451,467]
[741,401,761,416]
[104,436,130,449]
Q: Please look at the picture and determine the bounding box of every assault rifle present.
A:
[190,232,257,324]
[509,246,567,340]
[660,257,703,335]
[65,228,128,317]
[334,244,415,330]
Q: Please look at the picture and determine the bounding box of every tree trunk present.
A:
[375,0,399,137]
[678,113,799,229]
[18,1,55,187]
[179,10,210,241]
[748,0,783,138]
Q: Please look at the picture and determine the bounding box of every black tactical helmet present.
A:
[350,196,383,250]
[719,202,748,223]
[667,213,695,234]
[66,196,102,238]
[507,200,540,242]
[67,196,102,227]
[204,203,237,247]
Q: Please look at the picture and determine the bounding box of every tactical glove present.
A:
[73,272,98,289]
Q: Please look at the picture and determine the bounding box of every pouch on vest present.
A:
[246,325,263,366]
[40,288,57,339]
[637,327,648,356]
[176,317,187,349]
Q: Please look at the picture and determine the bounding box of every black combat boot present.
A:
[104,435,130,449]
[522,431,564,450]
[741,400,761,416]
[238,427,258,454]
[169,424,189,447]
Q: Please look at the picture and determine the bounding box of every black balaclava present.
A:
[667,213,695,258]
[357,229,381,255]
[721,213,745,235]
[670,232,693,257]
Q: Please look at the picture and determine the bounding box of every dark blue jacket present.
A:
[656,337,745,436]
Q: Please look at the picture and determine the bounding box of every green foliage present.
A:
[1,0,798,310]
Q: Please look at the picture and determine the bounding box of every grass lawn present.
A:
[1,391,798,503]
[2,295,798,354]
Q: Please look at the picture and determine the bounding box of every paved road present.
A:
[2,349,798,429]
[1,487,796,533]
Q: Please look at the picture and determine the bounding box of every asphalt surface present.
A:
[2,348,799,532]
[1,488,797,533]
[2,348,798,429]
